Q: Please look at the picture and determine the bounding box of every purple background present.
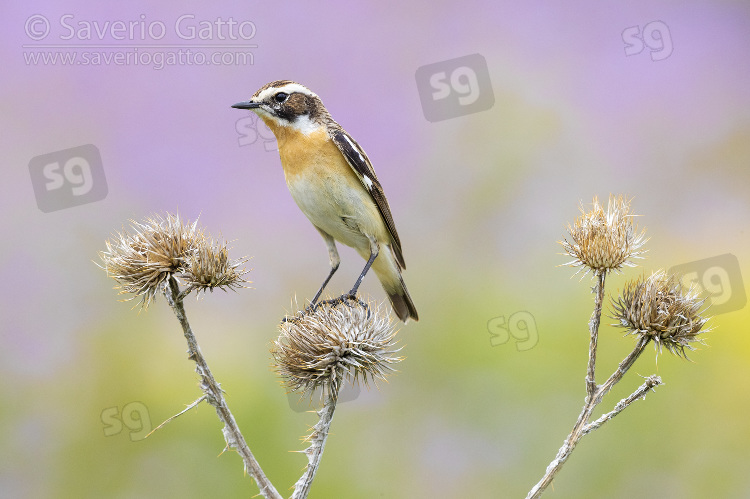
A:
[2,2,749,498]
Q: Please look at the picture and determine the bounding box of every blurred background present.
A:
[2,1,749,497]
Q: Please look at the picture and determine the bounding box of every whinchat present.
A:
[232,80,418,323]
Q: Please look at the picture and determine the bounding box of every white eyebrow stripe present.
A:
[255,83,318,102]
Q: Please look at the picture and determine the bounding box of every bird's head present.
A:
[232,80,327,136]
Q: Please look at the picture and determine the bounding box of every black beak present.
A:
[231,100,260,110]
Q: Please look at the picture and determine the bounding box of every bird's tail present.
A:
[370,246,418,323]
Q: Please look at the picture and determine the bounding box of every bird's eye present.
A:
[274,92,289,103]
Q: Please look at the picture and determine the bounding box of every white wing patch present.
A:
[342,134,366,163]
[340,133,373,190]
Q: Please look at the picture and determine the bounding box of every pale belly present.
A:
[286,166,386,254]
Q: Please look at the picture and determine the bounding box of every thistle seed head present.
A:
[181,235,248,295]
[271,299,403,398]
[560,195,648,276]
[98,212,249,306]
[611,270,711,358]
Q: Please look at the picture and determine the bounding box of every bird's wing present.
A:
[330,129,405,269]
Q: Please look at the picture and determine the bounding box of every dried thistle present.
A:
[560,195,648,276]
[98,212,249,306]
[611,270,710,358]
[271,299,402,398]
[528,196,714,499]
[182,235,249,295]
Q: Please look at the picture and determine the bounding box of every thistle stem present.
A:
[291,385,339,499]
[583,375,662,435]
[165,277,282,499]
[586,271,606,400]
[594,336,650,404]
[526,311,655,498]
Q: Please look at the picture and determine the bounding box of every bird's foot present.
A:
[280,314,299,325]
[281,294,370,325]
[318,293,371,318]
[279,301,323,325]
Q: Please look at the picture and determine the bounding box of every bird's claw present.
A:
[318,293,369,313]
[281,293,371,325]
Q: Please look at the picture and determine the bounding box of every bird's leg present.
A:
[309,230,340,308]
[283,233,340,323]
[347,239,379,298]
[314,239,378,316]
[319,240,378,315]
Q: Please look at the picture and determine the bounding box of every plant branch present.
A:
[586,270,606,400]
[594,336,650,404]
[525,401,594,499]
[164,276,282,499]
[526,318,654,499]
[583,375,662,435]
[291,385,340,499]
[146,395,207,438]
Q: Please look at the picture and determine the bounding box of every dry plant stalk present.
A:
[99,212,402,499]
[526,196,711,499]
[97,213,283,498]
[272,299,402,498]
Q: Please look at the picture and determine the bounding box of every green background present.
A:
[3,1,750,497]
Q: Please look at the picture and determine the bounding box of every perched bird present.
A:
[232,80,418,322]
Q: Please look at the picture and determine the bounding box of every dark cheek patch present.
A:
[277,93,309,123]
[288,94,308,114]
[276,107,295,122]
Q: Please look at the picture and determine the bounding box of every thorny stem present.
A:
[525,327,656,499]
[164,277,282,499]
[291,386,339,499]
[583,375,662,435]
[586,271,606,400]
[594,336,650,404]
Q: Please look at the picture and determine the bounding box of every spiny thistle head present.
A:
[560,195,648,276]
[271,299,403,398]
[98,212,249,307]
[181,235,249,295]
[611,270,710,358]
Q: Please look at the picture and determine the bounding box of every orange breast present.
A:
[266,126,354,184]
